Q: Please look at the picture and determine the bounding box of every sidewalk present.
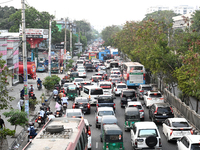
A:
[0,79,51,150]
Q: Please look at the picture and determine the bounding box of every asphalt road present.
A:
[20,57,177,150]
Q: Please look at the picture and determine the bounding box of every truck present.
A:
[18,61,37,83]
[51,61,59,73]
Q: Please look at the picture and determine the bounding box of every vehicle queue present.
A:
[23,45,200,150]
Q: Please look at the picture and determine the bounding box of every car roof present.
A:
[128,101,142,105]
[83,86,102,89]
[125,107,139,114]
[101,115,117,121]
[64,83,74,85]
[148,90,161,93]
[75,97,87,100]
[80,81,91,83]
[98,107,114,111]
[184,135,200,143]
[122,89,136,92]
[92,75,102,77]
[135,122,158,129]
[168,118,188,122]
[104,124,122,134]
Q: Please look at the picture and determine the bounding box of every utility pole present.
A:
[64,18,67,68]
[70,22,72,57]
[48,20,52,77]
[21,0,29,119]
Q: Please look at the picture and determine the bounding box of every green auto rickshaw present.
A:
[124,107,140,131]
[66,85,77,101]
[102,124,124,150]
[70,72,79,82]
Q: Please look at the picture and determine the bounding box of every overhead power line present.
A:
[0,0,14,5]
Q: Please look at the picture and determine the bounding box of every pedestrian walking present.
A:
[20,97,24,111]
[0,115,5,130]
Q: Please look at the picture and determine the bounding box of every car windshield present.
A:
[91,89,103,95]
[128,105,142,109]
[191,144,200,150]
[78,70,85,72]
[100,84,111,89]
[76,98,88,103]
[86,64,92,67]
[157,107,171,113]
[149,93,162,98]
[92,77,103,80]
[98,96,113,102]
[75,79,84,82]
[142,87,152,91]
[64,84,73,87]
[112,78,120,82]
[77,61,83,64]
[123,92,135,97]
[172,121,190,127]
[99,111,114,116]
[126,115,139,121]
[117,85,126,88]
[105,135,122,142]
[138,129,158,137]
[114,72,120,75]
[111,75,118,78]
[130,66,143,71]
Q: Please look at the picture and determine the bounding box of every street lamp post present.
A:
[48,20,52,77]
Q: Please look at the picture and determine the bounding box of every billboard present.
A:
[19,28,49,39]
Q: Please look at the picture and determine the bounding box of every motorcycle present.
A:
[29,91,34,98]
[37,83,42,90]
[55,110,62,117]
[62,103,68,112]
[60,70,63,74]
[28,134,36,142]
[54,94,58,101]
[36,116,45,127]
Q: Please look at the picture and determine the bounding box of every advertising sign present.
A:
[19,28,49,39]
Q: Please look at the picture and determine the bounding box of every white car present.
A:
[126,101,145,121]
[113,83,127,96]
[163,118,193,142]
[109,74,120,81]
[77,66,85,70]
[104,60,111,68]
[73,78,85,88]
[177,135,200,150]
[95,107,115,128]
[110,68,120,73]
[77,69,87,78]
[131,122,162,149]
[143,90,164,107]
[98,81,113,95]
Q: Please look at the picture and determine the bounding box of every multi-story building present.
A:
[0,31,20,88]
[146,5,198,15]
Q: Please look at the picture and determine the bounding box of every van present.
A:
[81,86,104,105]
[98,81,113,95]
[100,115,118,142]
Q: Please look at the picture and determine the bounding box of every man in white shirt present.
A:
[53,88,58,95]
[29,85,35,92]
[61,97,69,105]
[47,112,55,121]
[39,108,45,124]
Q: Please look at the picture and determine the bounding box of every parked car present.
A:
[149,103,174,123]
[121,89,137,108]
[95,107,115,128]
[177,135,200,150]
[136,84,152,100]
[131,122,162,149]
[143,90,164,107]
[162,118,193,142]
[127,101,145,121]
[72,97,90,114]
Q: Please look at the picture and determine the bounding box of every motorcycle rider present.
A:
[20,87,24,99]
[37,78,42,89]
[61,96,69,107]
[27,122,37,139]
[47,112,55,121]
[55,82,61,91]
[39,107,45,124]
[58,91,64,102]
[55,102,62,116]
[60,65,63,73]
[29,85,34,92]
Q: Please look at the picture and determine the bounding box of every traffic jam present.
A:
[37,42,200,150]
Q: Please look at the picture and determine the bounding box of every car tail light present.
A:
[170,107,173,113]
[106,145,108,149]
[135,141,138,147]
[87,103,90,109]
[57,112,59,114]
[126,121,128,125]
[127,73,129,80]
[88,129,91,136]
[147,98,152,100]
[190,129,194,135]
[38,116,41,119]
[140,90,144,92]
[115,88,117,91]
[92,79,94,82]
[72,104,75,109]
[160,98,164,100]
[120,144,123,148]
[74,83,76,85]
[140,110,144,112]
[154,108,158,114]
[96,116,98,122]
[29,136,33,139]
[79,85,82,88]
[159,138,162,147]
[170,129,173,136]
[113,103,116,109]
[97,104,99,107]
[143,73,146,80]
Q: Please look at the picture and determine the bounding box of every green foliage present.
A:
[0,55,14,110]
[101,25,121,46]
[77,53,81,58]
[191,10,200,32]
[3,109,28,133]
[29,97,40,109]
[43,75,60,91]
[0,128,15,139]
[66,59,74,71]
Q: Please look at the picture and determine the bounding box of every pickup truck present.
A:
[95,95,116,111]
[85,63,93,72]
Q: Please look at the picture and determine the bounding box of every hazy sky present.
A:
[1,0,200,31]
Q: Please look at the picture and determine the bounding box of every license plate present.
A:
[38,120,41,123]
[80,106,83,109]
[163,114,166,116]
[64,104,67,106]
[54,96,56,98]
[56,114,59,117]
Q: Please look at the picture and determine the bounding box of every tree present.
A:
[0,55,14,110]
[3,109,28,136]
[101,25,121,46]
[43,75,60,91]
[191,10,200,32]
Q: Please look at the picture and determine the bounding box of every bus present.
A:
[23,118,88,150]
[89,52,96,60]
[121,62,145,88]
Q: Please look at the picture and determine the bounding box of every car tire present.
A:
[145,136,157,148]
[167,134,171,142]
[96,124,98,128]
[141,118,144,121]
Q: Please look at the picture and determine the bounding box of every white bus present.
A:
[23,118,88,150]
[121,62,146,87]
